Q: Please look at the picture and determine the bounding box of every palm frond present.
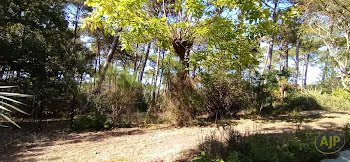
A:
[0,105,11,112]
[0,101,29,115]
[0,92,32,97]
[0,86,16,89]
[0,86,32,128]
[0,113,21,128]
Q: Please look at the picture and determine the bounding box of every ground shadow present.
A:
[0,125,145,162]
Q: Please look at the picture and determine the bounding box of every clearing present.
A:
[1,110,350,162]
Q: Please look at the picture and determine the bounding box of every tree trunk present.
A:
[303,54,310,88]
[172,38,193,70]
[322,53,329,81]
[0,66,3,80]
[265,36,276,72]
[285,48,289,70]
[157,51,165,96]
[152,47,161,101]
[342,30,350,90]
[264,0,278,72]
[93,30,122,94]
[139,42,152,82]
[94,36,100,86]
[73,6,81,46]
[295,39,300,91]
[279,49,283,72]
[133,44,139,77]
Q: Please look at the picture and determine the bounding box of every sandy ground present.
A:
[1,110,350,162]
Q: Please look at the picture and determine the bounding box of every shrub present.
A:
[194,128,338,162]
[250,70,294,115]
[95,85,147,127]
[201,74,250,120]
[162,72,204,126]
[305,89,350,111]
[74,72,148,130]
[332,88,350,101]
[72,109,107,131]
[275,93,322,113]
[261,88,350,115]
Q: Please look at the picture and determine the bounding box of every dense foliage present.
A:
[1,0,350,162]
[0,0,349,131]
[193,128,350,162]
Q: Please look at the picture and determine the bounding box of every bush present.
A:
[259,88,350,115]
[162,72,204,126]
[305,89,350,111]
[250,70,294,115]
[332,88,350,101]
[95,85,147,127]
[201,74,251,120]
[73,72,148,130]
[275,93,322,113]
[72,108,107,131]
[194,128,338,162]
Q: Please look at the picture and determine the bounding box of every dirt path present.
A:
[1,111,350,162]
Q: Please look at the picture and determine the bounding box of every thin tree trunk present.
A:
[342,30,350,90]
[93,30,122,94]
[303,54,310,88]
[279,50,283,72]
[139,42,152,82]
[322,53,329,81]
[16,70,20,80]
[265,36,276,72]
[152,47,161,101]
[295,39,300,91]
[69,4,82,125]
[157,51,165,95]
[0,66,3,80]
[285,48,289,70]
[264,0,278,72]
[135,45,146,81]
[73,6,81,46]
[134,44,139,77]
[94,36,100,86]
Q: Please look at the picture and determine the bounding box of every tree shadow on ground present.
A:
[240,109,331,125]
[240,95,329,123]
[260,112,324,123]
[0,126,145,162]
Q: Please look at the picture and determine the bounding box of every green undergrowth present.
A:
[193,126,350,162]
